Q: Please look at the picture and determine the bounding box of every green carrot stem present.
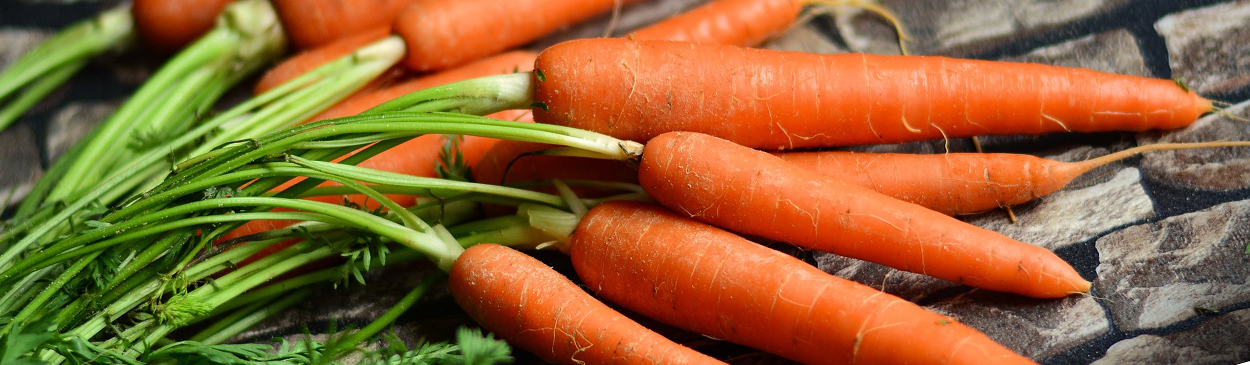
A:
[288,156,567,207]
[329,273,444,357]
[0,59,81,130]
[191,287,316,345]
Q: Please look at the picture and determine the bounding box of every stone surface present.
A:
[0,125,43,206]
[859,0,1134,57]
[1001,28,1149,76]
[1137,100,1250,191]
[762,23,847,55]
[1092,308,1250,364]
[928,291,1111,360]
[532,0,713,48]
[1156,0,1250,96]
[44,100,119,161]
[814,253,958,302]
[0,28,51,68]
[1095,199,1250,332]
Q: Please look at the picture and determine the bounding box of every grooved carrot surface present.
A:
[571,201,1037,365]
[629,0,802,47]
[394,0,640,72]
[774,151,1080,215]
[533,38,1211,149]
[271,0,412,49]
[638,132,1090,298]
[450,244,725,365]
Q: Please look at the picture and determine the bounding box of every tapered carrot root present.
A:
[450,243,725,365]
[394,0,640,72]
[639,132,1090,298]
[571,201,1037,365]
[133,0,235,52]
[629,0,802,46]
[775,141,1250,215]
[532,38,1211,150]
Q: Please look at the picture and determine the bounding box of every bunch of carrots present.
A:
[1,0,1244,364]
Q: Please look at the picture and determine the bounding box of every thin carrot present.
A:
[253,27,393,95]
[532,38,1212,150]
[133,0,235,52]
[774,141,1250,215]
[570,201,1035,365]
[271,0,414,50]
[449,243,725,365]
[393,0,642,72]
[638,132,1090,298]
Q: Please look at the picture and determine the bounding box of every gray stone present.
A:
[846,0,1135,57]
[1136,100,1250,191]
[0,125,43,206]
[1092,308,1250,365]
[1094,200,1250,332]
[927,291,1111,360]
[0,28,52,69]
[762,24,847,55]
[1156,0,1250,95]
[45,101,118,161]
[1001,28,1149,76]
[814,252,956,302]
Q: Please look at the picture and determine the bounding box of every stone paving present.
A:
[3,0,1250,364]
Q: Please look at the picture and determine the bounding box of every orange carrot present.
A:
[571,201,1036,365]
[629,0,802,47]
[271,0,413,49]
[775,141,1250,215]
[132,0,235,52]
[450,243,725,365]
[638,132,1090,298]
[252,27,392,95]
[393,0,641,72]
[532,38,1212,150]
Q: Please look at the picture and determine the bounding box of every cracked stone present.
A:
[1136,100,1250,191]
[837,0,1134,57]
[927,291,1111,360]
[1000,28,1148,76]
[814,253,955,302]
[45,101,119,161]
[1094,199,1250,332]
[1092,308,1250,364]
[1156,0,1250,96]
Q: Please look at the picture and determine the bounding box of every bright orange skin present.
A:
[629,0,802,47]
[639,132,1091,298]
[271,0,412,49]
[450,244,725,365]
[571,201,1038,365]
[533,38,1212,150]
[253,27,391,95]
[393,0,641,72]
[133,0,234,52]
[774,151,1089,215]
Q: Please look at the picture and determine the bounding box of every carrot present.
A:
[449,243,725,365]
[774,141,1250,215]
[638,132,1090,298]
[570,201,1035,365]
[271,0,414,49]
[393,0,641,72]
[253,27,392,95]
[629,0,802,47]
[133,0,235,52]
[532,38,1212,150]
